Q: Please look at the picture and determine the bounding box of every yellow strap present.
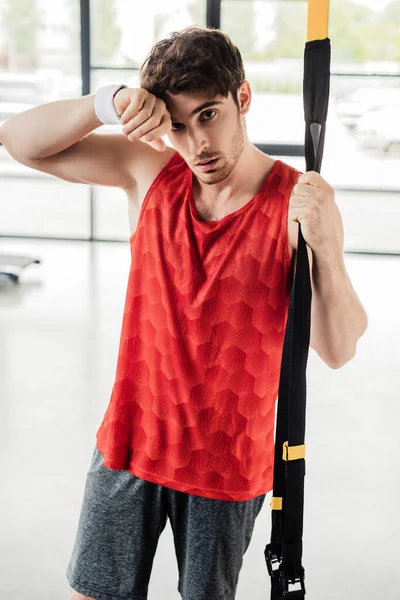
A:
[270,497,283,510]
[282,441,306,461]
[307,0,330,41]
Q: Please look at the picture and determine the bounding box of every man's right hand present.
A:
[114,87,172,152]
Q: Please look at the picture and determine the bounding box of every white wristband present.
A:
[94,84,127,125]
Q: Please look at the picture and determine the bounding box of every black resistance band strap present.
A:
[265,38,331,600]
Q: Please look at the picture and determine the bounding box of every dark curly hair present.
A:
[139,25,246,110]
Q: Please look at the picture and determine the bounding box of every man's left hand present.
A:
[289,171,342,255]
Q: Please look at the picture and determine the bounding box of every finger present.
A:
[149,138,166,152]
[290,197,308,208]
[119,91,146,123]
[299,171,327,188]
[295,183,315,196]
[288,208,305,223]
[124,104,165,141]
[121,94,157,132]
[141,116,171,144]
[130,113,171,143]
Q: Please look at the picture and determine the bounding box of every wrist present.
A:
[113,88,126,117]
[94,84,127,125]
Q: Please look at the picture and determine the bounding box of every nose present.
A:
[187,127,208,156]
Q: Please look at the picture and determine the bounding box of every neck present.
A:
[192,144,275,206]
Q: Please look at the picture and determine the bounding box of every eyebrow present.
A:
[171,100,224,122]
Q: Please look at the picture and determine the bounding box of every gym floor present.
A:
[0,237,398,600]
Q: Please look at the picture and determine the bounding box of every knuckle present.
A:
[145,125,161,140]
[137,88,148,100]
[140,108,151,120]
[163,114,172,128]
[126,107,138,121]
[152,113,163,126]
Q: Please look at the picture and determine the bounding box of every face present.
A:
[164,82,251,186]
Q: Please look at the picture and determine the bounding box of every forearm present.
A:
[311,252,368,367]
[0,94,103,160]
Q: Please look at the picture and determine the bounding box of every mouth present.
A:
[196,158,219,171]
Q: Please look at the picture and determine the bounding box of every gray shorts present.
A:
[66,445,266,600]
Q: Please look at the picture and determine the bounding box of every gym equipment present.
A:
[0,254,41,283]
[264,1,331,598]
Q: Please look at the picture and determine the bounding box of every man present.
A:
[0,24,367,600]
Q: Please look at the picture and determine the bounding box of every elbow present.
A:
[329,356,352,369]
[326,315,368,370]
[0,118,12,139]
[328,347,356,370]
[0,122,12,151]
[312,345,354,370]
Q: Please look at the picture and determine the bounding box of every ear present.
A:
[237,81,251,116]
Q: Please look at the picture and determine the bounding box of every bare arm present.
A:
[0,89,172,190]
[0,94,102,160]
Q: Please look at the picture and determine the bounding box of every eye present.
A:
[201,110,216,121]
[171,109,217,132]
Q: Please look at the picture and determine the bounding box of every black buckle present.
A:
[265,544,281,578]
[283,566,306,597]
[265,545,306,597]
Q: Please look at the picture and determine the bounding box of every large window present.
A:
[221,0,400,181]
[0,0,87,239]
[0,0,207,241]
[220,0,400,253]
[0,0,399,253]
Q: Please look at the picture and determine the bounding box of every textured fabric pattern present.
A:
[96,151,301,501]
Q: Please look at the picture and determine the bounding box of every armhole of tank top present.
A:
[132,150,180,237]
[281,168,299,270]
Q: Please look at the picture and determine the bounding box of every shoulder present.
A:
[124,144,179,207]
[131,143,179,191]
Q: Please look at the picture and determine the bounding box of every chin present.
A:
[200,168,231,185]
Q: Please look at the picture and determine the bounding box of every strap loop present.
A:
[270,497,283,511]
[282,441,306,461]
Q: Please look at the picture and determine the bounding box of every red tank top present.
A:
[96,151,301,501]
